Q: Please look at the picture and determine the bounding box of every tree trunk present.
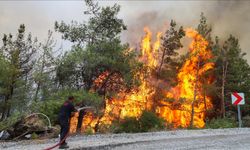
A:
[221,77,225,118]
[157,49,166,78]
[2,93,12,120]
[34,83,40,102]
[190,56,200,128]
[34,47,47,102]
[6,83,14,118]
[203,89,207,112]
[94,94,106,132]
[221,61,228,118]
[203,89,208,124]
[0,100,8,121]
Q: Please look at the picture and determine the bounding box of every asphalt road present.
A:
[1,128,250,150]
[110,133,250,150]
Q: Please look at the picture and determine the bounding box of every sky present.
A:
[0,0,250,61]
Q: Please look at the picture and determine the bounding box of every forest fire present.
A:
[156,28,214,128]
[69,27,214,133]
[69,112,79,133]
[98,27,162,125]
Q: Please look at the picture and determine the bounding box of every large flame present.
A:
[69,112,79,134]
[98,27,161,125]
[69,27,214,133]
[156,28,214,128]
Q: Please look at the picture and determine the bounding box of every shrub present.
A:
[118,117,141,133]
[31,100,62,125]
[205,117,237,129]
[84,126,94,135]
[242,115,250,127]
[31,132,38,139]
[107,121,120,133]
[0,112,23,131]
[139,111,165,132]
[116,111,165,133]
[30,89,103,125]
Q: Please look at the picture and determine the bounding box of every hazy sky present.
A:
[0,0,250,61]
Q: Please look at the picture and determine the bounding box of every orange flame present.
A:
[69,27,214,133]
[157,28,214,128]
[69,112,79,134]
[98,27,161,126]
[80,112,98,133]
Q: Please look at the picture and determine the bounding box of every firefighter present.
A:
[58,96,77,149]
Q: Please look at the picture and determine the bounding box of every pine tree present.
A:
[33,30,56,101]
[158,20,185,83]
[0,24,39,120]
[214,35,250,117]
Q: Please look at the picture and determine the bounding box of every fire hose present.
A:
[43,106,94,150]
[43,132,70,150]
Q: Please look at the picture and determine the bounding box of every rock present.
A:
[25,134,31,139]
[0,130,10,140]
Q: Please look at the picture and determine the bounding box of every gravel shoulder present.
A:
[1,128,250,150]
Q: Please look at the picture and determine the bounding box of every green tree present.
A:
[54,1,142,132]
[55,40,140,95]
[0,54,11,120]
[158,20,185,83]
[0,24,39,120]
[33,30,57,101]
[214,35,250,118]
[55,0,126,47]
[197,12,213,47]
[153,20,185,111]
[55,0,140,94]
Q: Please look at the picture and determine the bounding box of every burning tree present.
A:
[156,28,214,128]
[69,26,215,133]
[157,20,185,81]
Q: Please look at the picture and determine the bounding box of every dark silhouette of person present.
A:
[58,96,77,149]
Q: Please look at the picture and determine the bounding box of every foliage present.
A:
[157,20,185,84]
[33,30,57,102]
[0,0,250,134]
[117,117,141,133]
[213,34,250,117]
[0,24,39,120]
[242,115,250,127]
[197,12,212,44]
[139,111,165,132]
[54,0,141,96]
[0,55,11,116]
[84,126,94,135]
[205,118,237,129]
[55,40,140,92]
[116,111,165,133]
[30,89,103,124]
[31,99,61,125]
[31,132,39,139]
[0,112,23,131]
[55,0,126,46]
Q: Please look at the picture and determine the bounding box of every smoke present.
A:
[0,1,249,61]
[118,0,250,61]
[0,1,84,50]
[211,1,250,52]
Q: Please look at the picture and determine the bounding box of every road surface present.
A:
[1,128,250,150]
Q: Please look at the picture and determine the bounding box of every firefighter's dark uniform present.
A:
[58,100,76,146]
